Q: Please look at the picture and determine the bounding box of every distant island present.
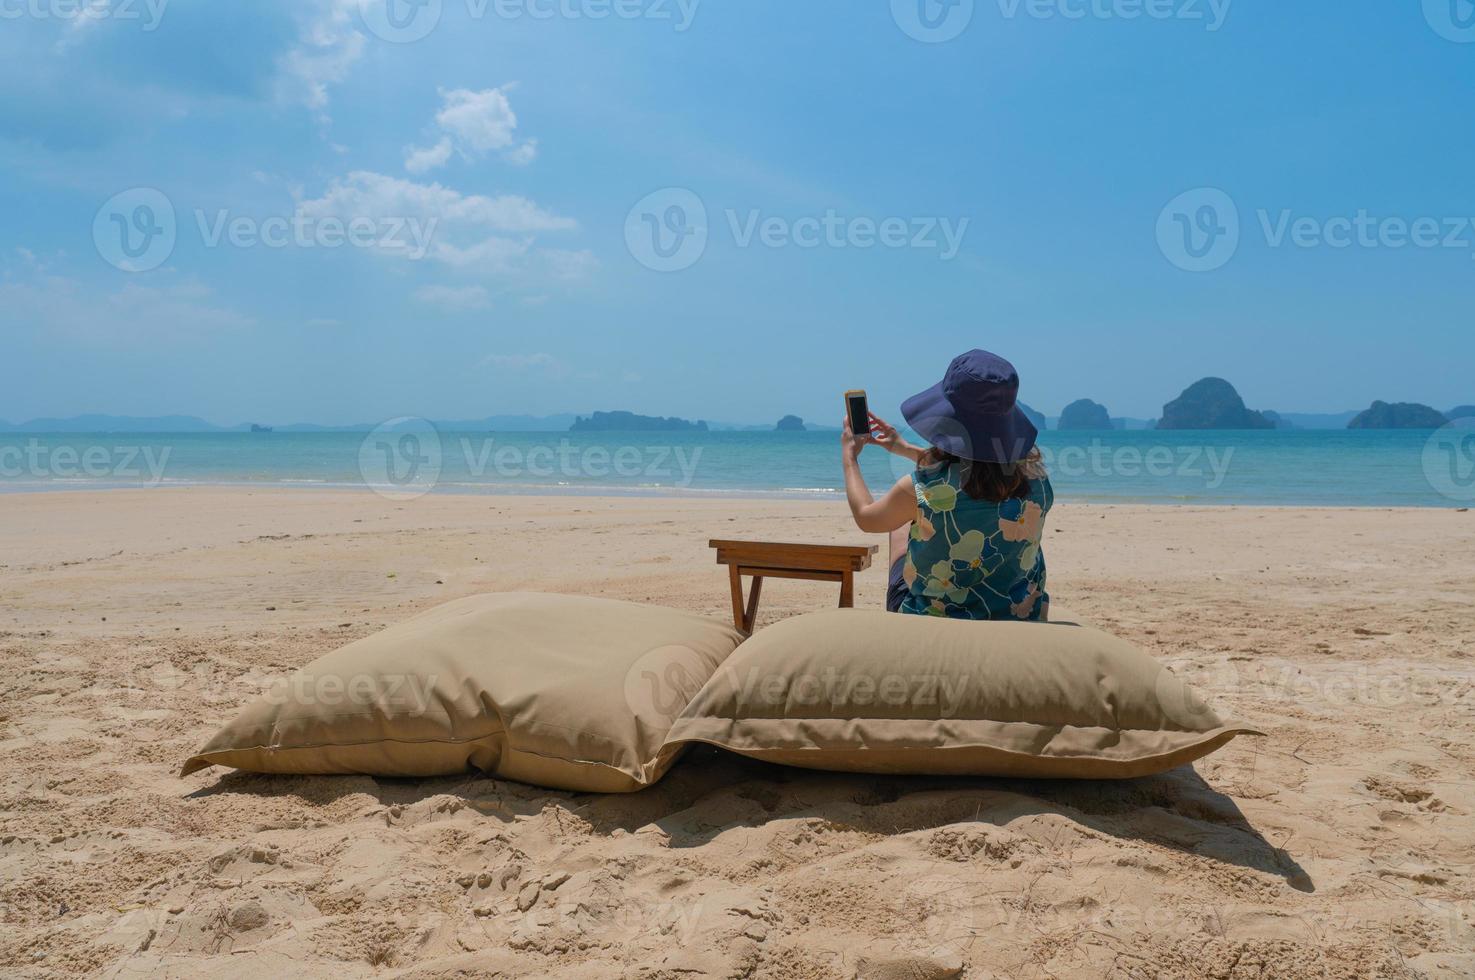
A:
[1260,411,1296,430]
[570,411,709,433]
[1157,378,1274,430]
[1017,402,1048,431]
[5,398,1467,436]
[775,415,806,432]
[1347,401,1449,430]
[1058,399,1113,431]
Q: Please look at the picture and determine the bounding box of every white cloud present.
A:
[1,256,252,343]
[293,171,590,281]
[53,0,113,50]
[438,87,518,152]
[404,138,453,175]
[404,86,540,172]
[501,138,539,167]
[298,171,575,233]
[539,248,599,281]
[431,237,531,270]
[275,0,365,118]
[416,284,491,312]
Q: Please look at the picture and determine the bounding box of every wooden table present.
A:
[709,539,879,633]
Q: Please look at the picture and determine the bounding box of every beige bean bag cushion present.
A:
[663,609,1258,779]
[182,593,744,793]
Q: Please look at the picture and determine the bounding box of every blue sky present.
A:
[2,0,1472,427]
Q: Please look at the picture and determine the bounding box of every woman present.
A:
[841,350,1053,621]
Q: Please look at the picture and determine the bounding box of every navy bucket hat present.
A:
[901,350,1038,463]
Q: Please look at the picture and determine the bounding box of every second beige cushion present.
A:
[664,609,1257,779]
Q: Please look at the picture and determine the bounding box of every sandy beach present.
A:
[1,488,1471,978]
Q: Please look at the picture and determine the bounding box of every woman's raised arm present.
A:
[842,420,917,532]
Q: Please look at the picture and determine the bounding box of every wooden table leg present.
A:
[728,564,746,631]
[744,575,764,632]
[838,569,854,608]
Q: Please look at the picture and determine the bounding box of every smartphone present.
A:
[844,389,869,439]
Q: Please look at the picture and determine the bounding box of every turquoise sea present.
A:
[1,428,1472,508]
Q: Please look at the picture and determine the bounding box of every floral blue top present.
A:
[898,459,1053,621]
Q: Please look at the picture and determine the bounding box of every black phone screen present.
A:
[846,393,869,437]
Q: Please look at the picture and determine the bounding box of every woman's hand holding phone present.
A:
[866,412,900,451]
[840,415,868,459]
[867,412,926,463]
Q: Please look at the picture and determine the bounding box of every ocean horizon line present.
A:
[3,428,1467,509]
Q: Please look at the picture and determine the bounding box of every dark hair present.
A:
[919,447,1046,502]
